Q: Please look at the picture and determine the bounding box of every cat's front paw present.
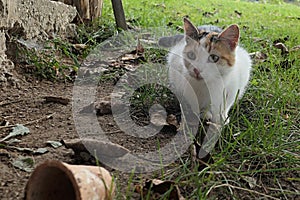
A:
[203,111,213,122]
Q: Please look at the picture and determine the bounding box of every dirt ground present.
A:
[0,68,77,199]
[0,60,182,199]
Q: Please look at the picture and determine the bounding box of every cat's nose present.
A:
[194,68,200,76]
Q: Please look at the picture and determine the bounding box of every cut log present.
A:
[55,0,103,23]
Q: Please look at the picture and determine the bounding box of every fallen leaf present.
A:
[135,179,185,200]
[284,114,289,120]
[13,147,34,153]
[249,51,268,62]
[46,141,63,149]
[73,43,88,51]
[33,148,48,154]
[166,114,180,130]
[136,39,144,54]
[7,146,48,155]
[12,156,34,172]
[5,138,21,144]
[291,45,300,52]
[234,10,242,18]
[274,42,289,55]
[0,124,30,142]
[252,37,264,43]
[62,138,130,162]
[241,176,258,189]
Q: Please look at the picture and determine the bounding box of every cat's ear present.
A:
[218,24,240,51]
[183,18,199,42]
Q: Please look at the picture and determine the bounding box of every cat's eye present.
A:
[208,54,219,63]
[187,51,196,60]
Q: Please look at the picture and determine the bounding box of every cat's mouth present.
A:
[189,72,203,80]
[191,68,203,80]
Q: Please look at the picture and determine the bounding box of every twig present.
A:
[105,130,123,134]
[0,100,23,107]
[44,96,70,105]
[0,113,56,130]
[0,96,45,107]
[208,183,280,200]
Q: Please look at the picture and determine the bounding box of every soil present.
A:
[0,61,183,199]
[0,69,76,199]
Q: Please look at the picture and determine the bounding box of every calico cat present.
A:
[160,18,252,124]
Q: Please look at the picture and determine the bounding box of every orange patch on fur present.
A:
[206,35,236,67]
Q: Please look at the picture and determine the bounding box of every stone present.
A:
[0,0,77,86]
[0,0,77,40]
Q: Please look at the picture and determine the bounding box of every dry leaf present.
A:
[274,42,289,55]
[73,43,88,51]
[234,10,242,18]
[136,39,145,54]
[120,53,137,61]
[0,124,30,142]
[166,114,180,129]
[62,138,130,161]
[291,45,300,52]
[249,51,268,62]
[241,176,258,189]
[12,156,34,172]
[46,140,63,148]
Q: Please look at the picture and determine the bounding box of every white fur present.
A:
[167,38,252,124]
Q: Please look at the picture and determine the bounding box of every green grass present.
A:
[97,0,300,199]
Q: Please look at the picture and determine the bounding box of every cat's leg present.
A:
[203,110,213,122]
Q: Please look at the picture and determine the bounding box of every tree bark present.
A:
[55,0,103,23]
[111,0,127,30]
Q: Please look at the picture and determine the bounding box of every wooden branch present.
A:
[111,0,128,30]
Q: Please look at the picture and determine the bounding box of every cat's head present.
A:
[182,18,239,80]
